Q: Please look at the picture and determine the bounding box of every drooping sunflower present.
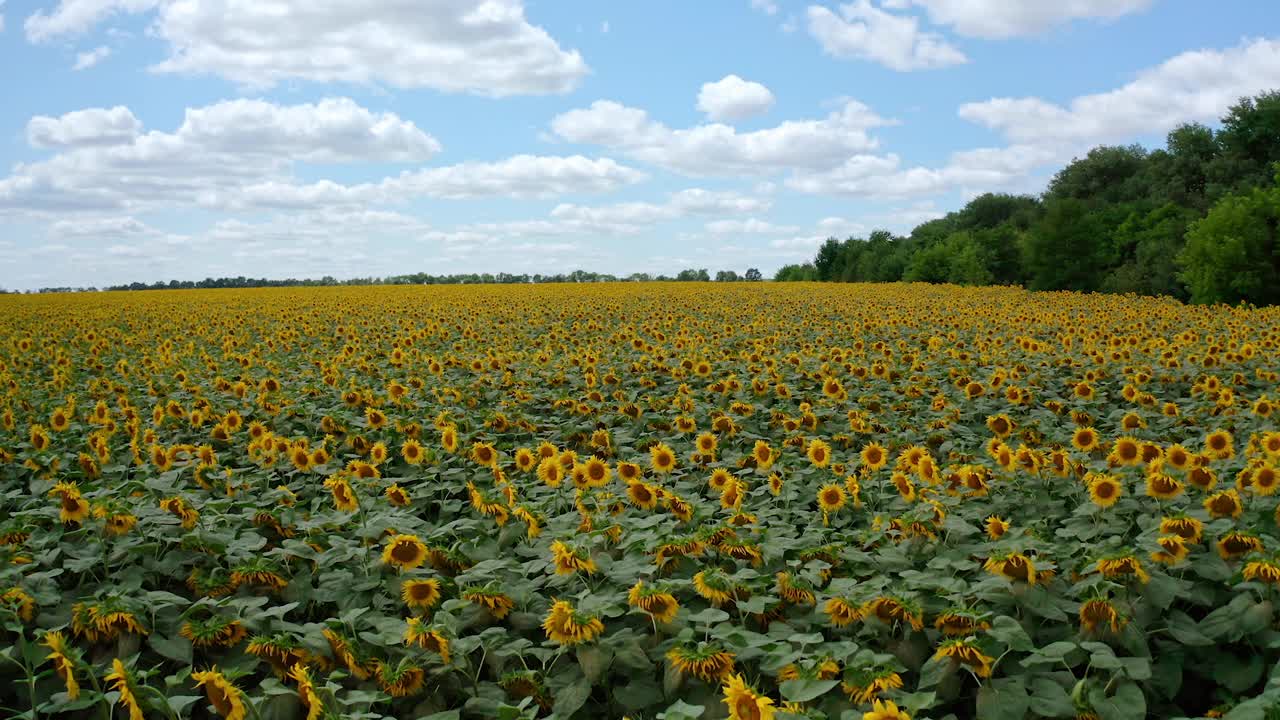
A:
[404,617,451,663]
[1217,531,1264,559]
[191,667,247,720]
[463,587,515,619]
[385,483,412,507]
[628,581,681,624]
[1160,515,1203,543]
[1078,597,1126,634]
[693,570,737,606]
[667,643,736,682]
[823,596,862,627]
[1096,554,1150,584]
[842,667,905,704]
[862,699,911,720]
[933,638,994,678]
[50,482,90,524]
[722,673,776,720]
[542,599,605,646]
[288,663,324,720]
[105,658,146,720]
[382,534,428,571]
[985,515,1010,540]
[984,552,1037,585]
[550,540,597,575]
[1150,534,1190,565]
[1203,489,1243,519]
[862,595,924,631]
[626,480,660,510]
[1243,559,1280,585]
[43,631,79,699]
[934,609,991,636]
[324,476,358,512]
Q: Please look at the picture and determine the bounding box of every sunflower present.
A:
[807,439,832,468]
[823,596,862,627]
[1078,598,1125,634]
[1251,464,1279,496]
[323,627,377,679]
[581,457,612,488]
[696,432,719,456]
[1217,531,1263,559]
[859,441,888,471]
[1203,489,1243,519]
[817,483,847,515]
[537,456,565,487]
[1108,436,1142,466]
[768,472,784,495]
[440,426,460,453]
[288,663,323,720]
[365,406,388,430]
[667,644,736,682]
[1145,472,1184,500]
[43,631,79,700]
[1150,534,1189,565]
[181,616,247,649]
[105,658,145,720]
[463,587,515,619]
[985,515,1010,540]
[984,552,1037,585]
[50,482,90,524]
[380,534,428,571]
[542,600,605,646]
[385,483,412,507]
[1188,464,1218,490]
[986,414,1014,438]
[551,540,597,575]
[1096,555,1149,584]
[722,673,776,720]
[650,443,677,474]
[1071,427,1100,452]
[862,596,924,631]
[862,699,911,720]
[842,668,905,704]
[628,581,681,624]
[776,572,816,605]
[934,609,991,636]
[401,578,443,611]
[626,480,660,510]
[1205,429,1235,460]
[1243,559,1280,585]
[693,570,736,606]
[325,476,358,512]
[1160,515,1203,543]
[191,668,247,720]
[471,442,498,468]
[933,638,994,678]
[1087,474,1122,508]
[893,472,917,502]
[753,440,775,469]
[401,439,425,465]
[404,617,452,662]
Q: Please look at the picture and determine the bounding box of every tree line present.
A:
[9,268,765,294]
[776,90,1280,306]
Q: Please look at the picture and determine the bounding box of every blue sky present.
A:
[2,0,1280,289]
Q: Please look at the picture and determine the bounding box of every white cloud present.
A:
[3,99,641,216]
[548,189,770,233]
[551,98,889,175]
[786,144,1056,198]
[27,106,142,148]
[904,0,1155,39]
[816,216,868,236]
[697,75,776,121]
[959,38,1280,147]
[25,0,588,96]
[806,1,967,71]
[751,0,779,15]
[72,45,111,70]
[705,218,799,234]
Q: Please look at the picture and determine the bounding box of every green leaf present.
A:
[148,634,192,665]
[778,678,839,702]
[658,700,706,720]
[975,677,1029,720]
[989,615,1034,652]
[1166,611,1213,646]
[553,676,593,718]
[1027,677,1074,718]
[1090,680,1147,720]
[577,645,613,683]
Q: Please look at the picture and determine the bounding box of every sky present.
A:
[2,0,1280,289]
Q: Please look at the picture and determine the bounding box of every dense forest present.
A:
[776,90,1280,306]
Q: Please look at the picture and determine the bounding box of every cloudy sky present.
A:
[2,0,1279,289]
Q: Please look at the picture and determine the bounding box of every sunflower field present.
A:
[3,282,1280,720]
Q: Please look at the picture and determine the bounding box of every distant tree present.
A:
[1023,198,1109,291]
[676,268,710,281]
[812,238,846,281]
[1177,180,1280,305]
[774,263,817,281]
[1216,91,1280,193]
[744,268,762,281]
[714,270,741,282]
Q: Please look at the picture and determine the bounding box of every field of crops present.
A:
[2,282,1280,720]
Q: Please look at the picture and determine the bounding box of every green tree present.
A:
[1023,198,1109,291]
[1177,182,1280,305]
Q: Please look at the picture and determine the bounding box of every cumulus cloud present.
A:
[72,45,111,70]
[959,38,1280,147]
[551,98,889,175]
[697,75,776,121]
[705,218,799,234]
[25,0,588,96]
[2,99,641,216]
[903,0,1155,38]
[806,1,967,71]
[27,106,142,148]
